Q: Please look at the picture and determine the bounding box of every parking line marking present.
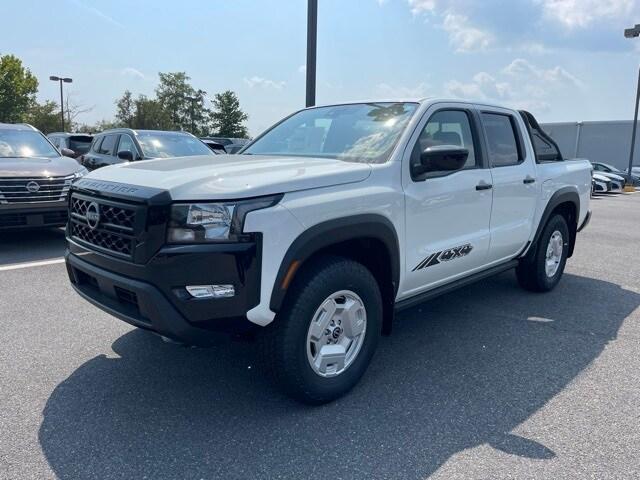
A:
[0,258,65,271]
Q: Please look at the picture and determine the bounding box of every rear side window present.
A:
[98,134,117,155]
[482,113,522,167]
[91,136,103,153]
[531,131,561,162]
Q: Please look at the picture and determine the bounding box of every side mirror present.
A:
[117,150,134,161]
[61,147,75,157]
[417,145,468,174]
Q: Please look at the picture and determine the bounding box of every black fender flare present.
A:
[269,214,400,312]
[527,187,580,259]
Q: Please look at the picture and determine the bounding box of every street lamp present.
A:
[49,75,72,132]
[306,0,318,107]
[624,24,640,190]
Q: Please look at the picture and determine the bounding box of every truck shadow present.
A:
[0,228,66,265]
[39,272,637,479]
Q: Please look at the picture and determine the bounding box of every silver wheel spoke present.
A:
[545,230,563,278]
[341,298,366,338]
[308,298,337,342]
[314,344,346,375]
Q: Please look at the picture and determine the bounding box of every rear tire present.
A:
[516,214,569,292]
[260,255,382,404]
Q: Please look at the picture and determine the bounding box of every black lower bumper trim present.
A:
[66,252,256,344]
[577,210,591,232]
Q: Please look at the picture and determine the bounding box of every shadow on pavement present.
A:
[0,228,66,265]
[39,272,638,479]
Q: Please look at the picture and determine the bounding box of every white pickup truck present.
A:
[65,99,592,403]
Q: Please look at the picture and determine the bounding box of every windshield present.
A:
[244,102,418,164]
[0,130,59,158]
[136,132,214,158]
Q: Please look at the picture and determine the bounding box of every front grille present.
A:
[0,175,74,204]
[0,210,68,228]
[69,193,141,259]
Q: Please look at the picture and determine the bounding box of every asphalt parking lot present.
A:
[1,193,639,480]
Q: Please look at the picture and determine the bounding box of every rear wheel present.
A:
[260,255,382,404]
[516,214,569,292]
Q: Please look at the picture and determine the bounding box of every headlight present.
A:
[167,194,282,243]
[73,168,89,180]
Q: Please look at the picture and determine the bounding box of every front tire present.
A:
[260,255,382,404]
[516,214,570,292]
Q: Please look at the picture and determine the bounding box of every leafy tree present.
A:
[115,90,135,127]
[155,72,210,133]
[132,95,174,130]
[209,90,248,138]
[76,119,119,134]
[24,100,59,133]
[0,54,38,123]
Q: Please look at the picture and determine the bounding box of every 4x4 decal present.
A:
[412,244,473,271]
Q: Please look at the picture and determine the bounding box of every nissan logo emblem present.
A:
[85,201,101,230]
[26,181,40,193]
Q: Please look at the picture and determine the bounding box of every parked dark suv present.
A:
[47,132,94,159]
[0,123,88,230]
[79,129,215,170]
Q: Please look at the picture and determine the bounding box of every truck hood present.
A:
[0,156,82,178]
[84,154,372,200]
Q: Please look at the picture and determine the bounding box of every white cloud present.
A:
[408,0,438,15]
[68,0,123,28]
[376,82,431,98]
[120,67,145,80]
[442,13,493,52]
[502,58,584,88]
[537,0,635,29]
[445,59,582,114]
[243,76,286,90]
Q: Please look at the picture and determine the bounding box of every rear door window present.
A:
[482,113,522,167]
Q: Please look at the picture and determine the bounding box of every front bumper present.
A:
[65,236,261,344]
[0,200,68,230]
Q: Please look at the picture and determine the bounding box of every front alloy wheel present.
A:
[306,290,367,377]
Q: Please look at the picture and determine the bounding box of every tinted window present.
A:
[68,136,93,155]
[482,113,521,167]
[0,130,60,158]
[117,135,136,156]
[412,110,478,174]
[244,102,418,164]
[98,135,117,155]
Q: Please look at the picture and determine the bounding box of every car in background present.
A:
[47,132,93,159]
[592,172,612,194]
[202,136,250,154]
[632,166,640,176]
[79,129,216,170]
[199,138,225,153]
[591,161,640,186]
[0,123,87,230]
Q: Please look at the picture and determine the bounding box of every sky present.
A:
[2,0,640,136]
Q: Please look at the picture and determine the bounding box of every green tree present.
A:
[0,54,39,123]
[24,100,59,133]
[209,90,248,138]
[132,95,174,130]
[155,72,209,133]
[115,90,135,127]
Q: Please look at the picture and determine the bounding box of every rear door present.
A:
[479,107,538,263]
[401,102,494,297]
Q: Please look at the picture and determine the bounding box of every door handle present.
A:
[475,181,493,191]
[523,176,536,184]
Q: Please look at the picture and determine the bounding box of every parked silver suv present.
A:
[0,123,87,230]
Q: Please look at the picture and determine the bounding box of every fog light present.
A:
[186,285,235,299]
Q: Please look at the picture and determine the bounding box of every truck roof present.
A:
[306,97,518,111]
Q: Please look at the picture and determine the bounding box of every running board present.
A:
[394,260,520,312]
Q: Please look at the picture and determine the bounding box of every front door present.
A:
[401,103,493,298]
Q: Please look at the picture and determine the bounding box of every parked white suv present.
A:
[65,99,591,403]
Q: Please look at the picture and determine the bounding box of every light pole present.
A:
[49,76,72,131]
[306,0,318,107]
[624,24,640,190]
